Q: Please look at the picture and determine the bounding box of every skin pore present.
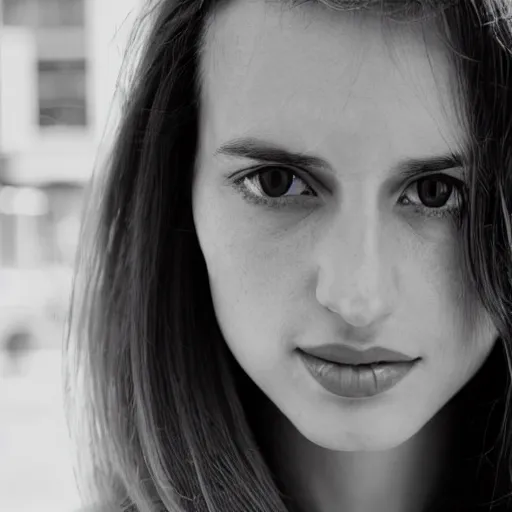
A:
[192,0,499,510]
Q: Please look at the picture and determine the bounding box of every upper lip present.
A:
[300,344,418,365]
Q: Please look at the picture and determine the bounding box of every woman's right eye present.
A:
[231,166,318,209]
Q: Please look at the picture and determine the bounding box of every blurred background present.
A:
[0,1,142,510]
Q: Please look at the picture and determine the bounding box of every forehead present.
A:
[199,0,464,166]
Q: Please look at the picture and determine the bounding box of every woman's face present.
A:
[192,0,498,451]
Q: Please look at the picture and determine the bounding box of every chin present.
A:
[295,415,422,452]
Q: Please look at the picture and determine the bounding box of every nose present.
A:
[315,209,398,329]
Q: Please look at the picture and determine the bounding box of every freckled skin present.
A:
[192,0,498,510]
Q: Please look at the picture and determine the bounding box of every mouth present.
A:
[298,344,418,366]
[298,350,421,398]
[329,360,417,368]
[335,359,396,365]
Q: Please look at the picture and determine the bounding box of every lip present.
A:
[299,343,416,365]
[299,351,420,398]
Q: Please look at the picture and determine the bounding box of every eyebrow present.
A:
[215,137,463,180]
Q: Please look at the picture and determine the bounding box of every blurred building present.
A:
[0,0,141,270]
[0,5,142,511]
[0,0,141,357]
[1,0,88,270]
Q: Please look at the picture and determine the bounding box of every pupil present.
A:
[418,178,452,208]
[260,169,294,197]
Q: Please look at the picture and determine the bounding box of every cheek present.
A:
[207,234,295,331]
[416,233,497,380]
[194,210,302,370]
[436,234,496,350]
[405,225,471,323]
[206,248,294,383]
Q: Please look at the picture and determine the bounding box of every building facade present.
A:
[0,0,141,269]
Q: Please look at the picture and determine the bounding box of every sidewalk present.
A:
[0,349,81,512]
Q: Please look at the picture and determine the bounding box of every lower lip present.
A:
[299,351,420,399]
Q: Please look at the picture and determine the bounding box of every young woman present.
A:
[64,0,512,511]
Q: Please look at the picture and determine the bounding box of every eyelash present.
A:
[231,165,466,220]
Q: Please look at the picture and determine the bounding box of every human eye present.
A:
[230,167,466,219]
[398,173,466,220]
[231,165,318,210]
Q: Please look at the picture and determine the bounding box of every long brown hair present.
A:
[63,1,512,511]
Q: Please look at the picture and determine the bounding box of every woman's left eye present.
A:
[399,174,465,218]
[231,166,465,219]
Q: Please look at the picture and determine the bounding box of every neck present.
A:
[260,401,455,512]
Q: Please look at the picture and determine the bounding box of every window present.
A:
[38,59,87,127]
[0,213,17,266]
[37,0,85,27]
[3,0,84,27]
[3,0,35,26]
